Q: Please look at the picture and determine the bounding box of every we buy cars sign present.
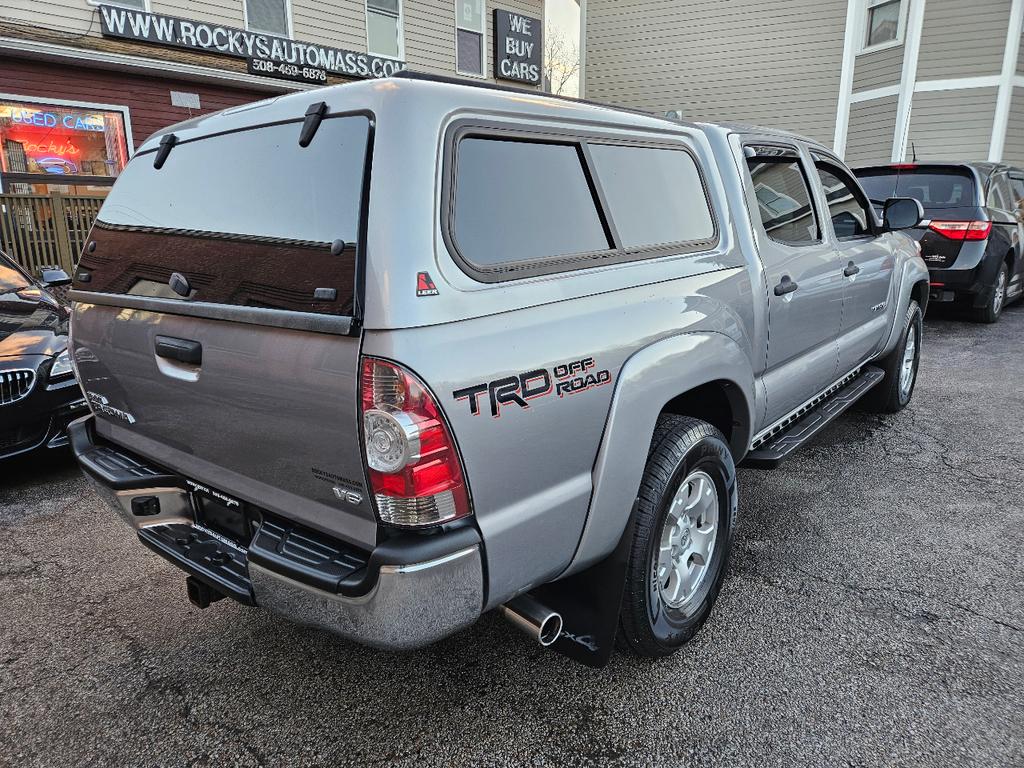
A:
[493,10,542,85]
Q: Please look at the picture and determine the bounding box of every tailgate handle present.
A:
[155,336,202,365]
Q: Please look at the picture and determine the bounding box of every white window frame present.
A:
[243,0,294,39]
[86,0,151,11]
[859,0,908,55]
[455,0,487,79]
[365,0,405,61]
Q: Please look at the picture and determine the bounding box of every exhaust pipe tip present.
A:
[536,612,563,647]
[500,594,563,647]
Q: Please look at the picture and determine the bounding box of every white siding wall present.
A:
[583,0,848,146]
[852,44,904,92]
[845,95,898,166]
[916,0,1010,80]
[906,87,999,162]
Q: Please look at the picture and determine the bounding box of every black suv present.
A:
[0,251,87,459]
[855,162,1024,323]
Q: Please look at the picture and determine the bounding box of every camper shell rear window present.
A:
[75,114,371,317]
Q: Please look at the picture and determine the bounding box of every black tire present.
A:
[863,299,922,414]
[617,415,737,658]
[972,262,1007,324]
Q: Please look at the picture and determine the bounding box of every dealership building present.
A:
[0,0,544,196]
[580,0,1023,167]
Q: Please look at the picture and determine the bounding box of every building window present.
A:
[864,0,903,50]
[456,0,485,77]
[0,99,130,195]
[366,0,403,59]
[245,0,290,37]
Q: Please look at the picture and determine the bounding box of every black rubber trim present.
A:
[250,517,480,598]
[743,366,885,468]
[343,525,481,596]
[138,523,255,605]
[69,416,183,491]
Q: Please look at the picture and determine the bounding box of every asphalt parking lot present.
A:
[1,304,1022,768]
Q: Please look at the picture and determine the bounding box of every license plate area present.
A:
[187,481,258,547]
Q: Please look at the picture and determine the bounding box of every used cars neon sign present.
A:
[2,108,105,132]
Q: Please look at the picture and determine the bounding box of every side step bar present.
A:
[743,366,885,469]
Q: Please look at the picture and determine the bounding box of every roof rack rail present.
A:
[390,70,684,127]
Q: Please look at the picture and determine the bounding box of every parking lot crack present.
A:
[790,564,1023,633]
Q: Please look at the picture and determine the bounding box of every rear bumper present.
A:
[70,415,483,650]
[926,241,1000,307]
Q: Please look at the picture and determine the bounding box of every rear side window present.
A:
[587,144,715,249]
[77,116,370,316]
[452,138,611,270]
[746,154,819,245]
[856,168,977,211]
[447,129,718,280]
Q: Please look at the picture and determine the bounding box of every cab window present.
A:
[814,162,874,239]
[745,147,820,245]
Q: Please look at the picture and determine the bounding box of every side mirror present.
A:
[38,266,72,288]
[882,197,924,231]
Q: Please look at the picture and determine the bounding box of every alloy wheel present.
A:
[654,470,719,615]
[899,324,917,401]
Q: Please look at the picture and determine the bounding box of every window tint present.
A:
[815,164,873,239]
[987,174,1013,212]
[588,144,715,249]
[866,0,901,47]
[1009,175,1024,217]
[855,168,977,211]
[100,118,367,242]
[246,0,289,36]
[746,155,819,245]
[80,116,370,316]
[452,138,610,270]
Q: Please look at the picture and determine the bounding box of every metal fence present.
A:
[0,193,104,276]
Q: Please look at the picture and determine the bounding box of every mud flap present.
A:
[532,500,639,668]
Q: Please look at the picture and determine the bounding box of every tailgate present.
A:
[70,112,377,548]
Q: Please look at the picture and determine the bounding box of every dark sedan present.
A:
[0,251,88,459]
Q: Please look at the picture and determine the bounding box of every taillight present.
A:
[360,357,471,528]
[928,220,992,241]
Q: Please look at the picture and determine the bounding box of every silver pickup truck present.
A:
[67,74,928,667]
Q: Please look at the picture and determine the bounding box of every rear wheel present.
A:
[972,262,1007,324]
[618,415,737,658]
[864,299,922,414]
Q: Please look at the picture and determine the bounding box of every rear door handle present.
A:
[774,275,799,296]
[844,261,861,277]
[155,335,202,365]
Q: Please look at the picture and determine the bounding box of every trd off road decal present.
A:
[453,356,612,418]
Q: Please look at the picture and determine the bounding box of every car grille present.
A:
[0,422,48,453]
[0,369,35,406]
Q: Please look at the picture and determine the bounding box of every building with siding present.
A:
[580,0,1024,168]
[0,0,544,195]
